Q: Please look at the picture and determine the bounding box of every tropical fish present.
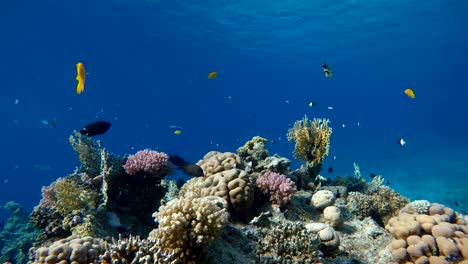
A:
[50,118,57,128]
[328,167,333,173]
[174,129,182,135]
[76,62,86,94]
[369,173,377,179]
[404,88,416,99]
[308,101,317,107]
[398,138,406,147]
[208,71,217,79]
[322,62,332,77]
[80,121,111,137]
[169,154,204,177]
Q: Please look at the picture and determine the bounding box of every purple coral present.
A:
[256,171,297,205]
[123,149,172,178]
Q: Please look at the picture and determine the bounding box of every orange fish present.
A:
[404,88,415,99]
[76,62,86,94]
[208,71,217,79]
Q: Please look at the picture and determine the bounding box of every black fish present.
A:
[328,167,333,173]
[370,173,377,179]
[182,164,204,177]
[80,121,111,137]
[169,154,204,177]
[169,154,188,167]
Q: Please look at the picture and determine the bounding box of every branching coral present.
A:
[287,116,332,165]
[123,149,173,178]
[256,171,297,206]
[150,192,229,263]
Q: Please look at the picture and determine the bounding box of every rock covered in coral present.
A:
[323,206,344,228]
[256,171,297,206]
[236,136,269,171]
[31,236,107,263]
[386,202,468,263]
[99,234,161,264]
[311,190,336,210]
[347,186,410,226]
[196,151,244,177]
[201,168,255,214]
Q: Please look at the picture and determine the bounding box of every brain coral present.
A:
[31,236,106,263]
[386,202,468,263]
[123,149,172,178]
[196,151,244,177]
[201,168,255,213]
[150,192,229,263]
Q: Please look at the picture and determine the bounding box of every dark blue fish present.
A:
[328,167,333,173]
[169,154,204,177]
[370,173,377,179]
[80,121,111,137]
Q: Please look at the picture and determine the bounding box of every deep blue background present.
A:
[0,0,467,219]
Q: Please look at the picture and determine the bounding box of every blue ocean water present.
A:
[0,0,467,222]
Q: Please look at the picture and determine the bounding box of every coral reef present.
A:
[21,130,467,264]
[386,202,468,263]
[256,171,297,206]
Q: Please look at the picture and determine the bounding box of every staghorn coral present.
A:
[201,168,255,214]
[287,116,332,165]
[256,172,297,206]
[123,149,173,178]
[99,234,169,264]
[150,192,229,263]
[196,151,244,177]
[255,221,321,262]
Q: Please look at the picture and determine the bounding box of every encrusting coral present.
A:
[287,115,332,165]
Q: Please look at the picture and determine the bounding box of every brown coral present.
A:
[385,202,468,263]
[201,168,255,213]
[196,151,244,177]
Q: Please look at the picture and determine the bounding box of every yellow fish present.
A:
[404,88,416,99]
[174,129,182,135]
[76,62,86,95]
[208,71,217,79]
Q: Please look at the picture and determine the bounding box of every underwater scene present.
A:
[0,0,467,263]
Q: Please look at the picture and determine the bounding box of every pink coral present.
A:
[39,182,57,207]
[123,149,172,178]
[256,171,297,205]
